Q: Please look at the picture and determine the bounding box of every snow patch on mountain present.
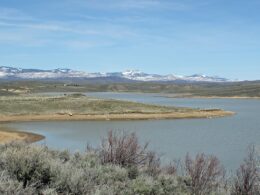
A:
[0,66,230,82]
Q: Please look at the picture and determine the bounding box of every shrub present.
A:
[184,153,225,195]
[231,146,260,195]
[2,134,258,194]
[162,161,179,175]
[157,175,190,195]
[0,171,36,195]
[131,176,159,195]
[99,130,150,167]
[143,151,161,177]
[0,143,54,188]
[127,165,139,179]
[52,164,93,194]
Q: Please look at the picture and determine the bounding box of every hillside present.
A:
[1,80,259,98]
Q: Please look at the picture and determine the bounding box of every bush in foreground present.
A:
[0,140,186,194]
[100,131,150,167]
[0,131,258,195]
[184,153,225,195]
[231,146,260,195]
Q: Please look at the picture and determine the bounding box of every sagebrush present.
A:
[0,131,258,195]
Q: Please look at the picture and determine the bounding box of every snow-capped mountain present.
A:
[0,66,230,82]
[121,70,179,81]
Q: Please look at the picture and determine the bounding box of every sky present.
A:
[0,0,259,80]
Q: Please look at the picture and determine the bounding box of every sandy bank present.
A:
[0,110,234,123]
[0,127,45,144]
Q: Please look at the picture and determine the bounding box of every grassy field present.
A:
[0,94,190,116]
[0,94,233,122]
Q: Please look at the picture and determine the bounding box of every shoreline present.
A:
[33,92,260,99]
[0,110,234,143]
[183,96,260,99]
[0,127,45,144]
[0,110,235,123]
[159,94,260,99]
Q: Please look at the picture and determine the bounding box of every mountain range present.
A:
[0,66,231,83]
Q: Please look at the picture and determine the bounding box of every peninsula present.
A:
[0,94,234,122]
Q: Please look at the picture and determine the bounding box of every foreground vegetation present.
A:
[0,131,259,195]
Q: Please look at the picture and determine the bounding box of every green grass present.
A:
[0,94,190,115]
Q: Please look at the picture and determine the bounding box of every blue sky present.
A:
[0,0,259,80]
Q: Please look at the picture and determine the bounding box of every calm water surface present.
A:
[6,92,260,170]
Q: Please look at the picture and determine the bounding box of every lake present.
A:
[6,92,260,171]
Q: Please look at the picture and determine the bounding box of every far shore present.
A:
[158,94,260,100]
[193,96,260,99]
[0,127,45,144]
[0,110,234,123]
[41,91,260,99]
